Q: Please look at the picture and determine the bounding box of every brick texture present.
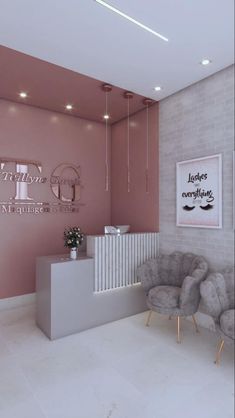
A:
[159,65,234,271]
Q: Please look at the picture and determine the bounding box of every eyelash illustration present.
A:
[183,205,195,211]
[200,204,214,210]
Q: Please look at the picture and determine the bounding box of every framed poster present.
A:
[176,154,222,228]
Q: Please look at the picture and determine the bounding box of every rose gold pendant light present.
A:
[143,98,153,193]
[101,83,112,191]
[124,91,134,192]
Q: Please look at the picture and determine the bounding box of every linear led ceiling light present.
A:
[95,0,169,42]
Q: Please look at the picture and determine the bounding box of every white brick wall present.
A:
[159,65,234,271]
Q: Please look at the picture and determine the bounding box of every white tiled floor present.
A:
[0,305,234,418]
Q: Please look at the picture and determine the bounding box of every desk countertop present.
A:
[36,252,92,265]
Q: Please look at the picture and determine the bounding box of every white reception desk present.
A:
[36,232,159,339]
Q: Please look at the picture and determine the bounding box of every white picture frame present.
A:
[176,154,222,229]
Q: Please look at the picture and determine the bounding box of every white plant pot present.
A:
[70,247,77,260]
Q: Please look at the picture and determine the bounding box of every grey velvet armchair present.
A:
[137,251,208,343]
[200,269,234,365]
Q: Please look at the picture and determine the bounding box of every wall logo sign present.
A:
[50,163,81,203]
[0,157,84,215]
[176,154,222,228]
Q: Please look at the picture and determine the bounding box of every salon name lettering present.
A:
[0,170,47,184]
[181,171,214,203]
[1,204,79,215]
[0,170,80,186]
[0,157,83,215]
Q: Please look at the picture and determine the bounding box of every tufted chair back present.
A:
[137,251,208,294]
[156,251,207,287]
[200,269,234,321]
[223,269,235,308]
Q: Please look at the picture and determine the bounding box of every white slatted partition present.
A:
[87,233,159,293]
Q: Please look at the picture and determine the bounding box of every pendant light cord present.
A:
[102,83,112,193]
[105,91,109,192]
[146,104,149,193]
[127,97,130,193]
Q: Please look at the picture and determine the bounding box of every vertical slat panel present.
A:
[101,237,106,290]
[132,234,135,283]
[128,234,131,286]
[120,235,123,287]
[122,235,127,286]
[116,236,119,288]
[100,238,102,291]
[127,234,131,286]
[130,234,133,285]
[117,235,121,288]
[109,236,112,290]
[143,233,146,261]
[98,238,101,292]
[106,236,109,291]
[121,235,124,287]
[140,234,143,267]
[134,234,137,283]
[108,236,112,290]
[93,233,159,292]
[136,234,140,283]
[113,237,116,288]
[94,238,98,292]
[151,233,154,257]
[99,238,102,291]
[137,234,141,281]
[112,236,115,289]
[127,234,130,286]
[154,233,157,257]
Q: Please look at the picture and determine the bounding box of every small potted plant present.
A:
[64,226,84,259]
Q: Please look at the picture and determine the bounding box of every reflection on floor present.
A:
[0,305,234,418]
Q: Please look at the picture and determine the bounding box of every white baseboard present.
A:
[0,293,36,311]
[0,294,216,333]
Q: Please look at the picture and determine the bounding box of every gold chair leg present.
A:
[177,316,181,343]
[215,339,225,365]
[146,309,153,327]
[192,315,200,333]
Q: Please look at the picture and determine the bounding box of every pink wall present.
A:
[0,99,111,298]
[0,99,159,299]
[111,104,159,232]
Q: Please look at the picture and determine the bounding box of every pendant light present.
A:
[143,98,153,193]
[101,83,112,191]
[124,91,134,192]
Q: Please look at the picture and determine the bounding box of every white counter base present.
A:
[36,253,147,340]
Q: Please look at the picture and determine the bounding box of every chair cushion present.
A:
[148,285,181,309]
[220,309,235,339]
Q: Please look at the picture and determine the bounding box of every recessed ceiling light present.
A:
[65,104,73,110]
[103,114,110,120]
[154,86,162,92]
[19,92,27,98]
[200,59,211,66]
[95,0,169,42]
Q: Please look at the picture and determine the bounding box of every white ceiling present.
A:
[0,0,234,100]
